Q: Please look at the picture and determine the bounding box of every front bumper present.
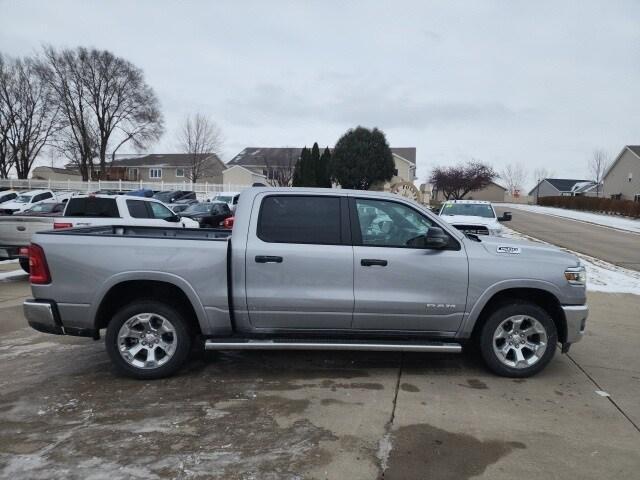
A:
[562,304,588,344]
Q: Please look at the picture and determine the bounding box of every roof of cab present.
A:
[441,199,491,204]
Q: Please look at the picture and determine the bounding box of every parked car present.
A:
[154,190,196,204]
[0,190,19,206]
[179,201,232,227]
[169,199,199,214]
[55,195,200,229]
[0,215,56,270]
[21,202,66,216]
[0,190,59,215]
[439,200,511,235]
[24,187,587,380]
[209,192,240,212]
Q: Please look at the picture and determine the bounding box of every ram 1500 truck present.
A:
[23,187,588,379]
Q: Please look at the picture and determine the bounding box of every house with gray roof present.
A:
[528,178,595,200]
[225,147,417,186]
[603,146,640,201]
[102,153,225,183]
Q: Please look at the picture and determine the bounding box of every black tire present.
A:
[19,257,30,273]
[105,300,193,379]
[479,301,557,378]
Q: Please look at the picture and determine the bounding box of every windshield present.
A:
[27,203,54,212]
[440,203,495,218]
[215,195,233,203]
[15,195,32,203]
[183,204,211,214]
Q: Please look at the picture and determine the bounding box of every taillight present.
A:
[29,243,51,284]
[53,222,73,229]
[223,217,234,229]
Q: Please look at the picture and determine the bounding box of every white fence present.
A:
[0,178,248,198]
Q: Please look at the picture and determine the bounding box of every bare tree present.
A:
[78,47,164,171]
[177,113,223,183]
[500,163,528,196]
[430,161,497,200]
[38,46,163,180]
[532,167,553,203]
[38,47,99,180]
[589,149,610,197]
[0,54,60,178]
[263,148,298,187]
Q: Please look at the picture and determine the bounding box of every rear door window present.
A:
[64,197,119,217]
[258,195,341,244]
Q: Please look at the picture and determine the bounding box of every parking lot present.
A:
[1,262,639,479]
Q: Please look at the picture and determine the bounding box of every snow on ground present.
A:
[502,203,640,234]
[0,269,26,281]
[501,227,640,295]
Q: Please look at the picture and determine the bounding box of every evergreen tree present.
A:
[292,146,310,187]
[330,126,395,190]
[308,142,321,187]
[317,147,332,187]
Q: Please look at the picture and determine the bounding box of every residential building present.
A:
[222,165,267,186]
[528,178,594,200]
[433,181,507,203]
[31,166,82,181]
[603,146,640,201]
[226,147,417,186]
[103,154,226,183]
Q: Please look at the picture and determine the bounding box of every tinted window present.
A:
[127,200,150,218]
[64,197,119,217]
[440,203,495,218]
[355,198,433,248]
[258,195,341,244]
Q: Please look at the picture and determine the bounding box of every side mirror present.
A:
[499,212,512,222]
[165,215,181,223]
[425,227,449,249]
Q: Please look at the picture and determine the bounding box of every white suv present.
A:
[438,200,511,236]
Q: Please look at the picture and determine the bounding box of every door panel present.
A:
[350,197,468,333]
[245,194,354,330]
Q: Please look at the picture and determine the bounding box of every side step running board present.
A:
[204,340,462,353]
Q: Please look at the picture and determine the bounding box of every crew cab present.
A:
[439,200,511,235]
[55,195,200,229]
[24,187,588,380]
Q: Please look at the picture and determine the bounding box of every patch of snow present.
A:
[502,203,640,234]
[501,227,640,295]
[377,432,393,473]
[0,269,26,281]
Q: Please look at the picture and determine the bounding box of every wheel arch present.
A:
[93,273,208,335]
[462,283,567,344]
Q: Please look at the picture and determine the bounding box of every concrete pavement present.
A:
[0,271,638,479]
[495,206,640,271]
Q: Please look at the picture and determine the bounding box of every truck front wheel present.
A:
[105,300,192,379]
[479,302,557,378]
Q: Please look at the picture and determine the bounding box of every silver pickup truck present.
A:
[23,187,588,379]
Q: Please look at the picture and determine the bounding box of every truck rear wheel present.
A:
[479,302,557,378]
[105,300,192,379]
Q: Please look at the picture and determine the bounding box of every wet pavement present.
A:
[1,270,639,479]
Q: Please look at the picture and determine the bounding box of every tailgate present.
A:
[0,216,56,246]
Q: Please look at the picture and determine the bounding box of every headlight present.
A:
[565,266,587,285]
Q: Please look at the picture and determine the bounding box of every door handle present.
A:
[361,259,388,267]
[255,255,283,264]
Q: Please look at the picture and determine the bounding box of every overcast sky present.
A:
[2,0,639,186]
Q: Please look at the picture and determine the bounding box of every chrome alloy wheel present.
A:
[117,313,177,369]
[492,315,548,369]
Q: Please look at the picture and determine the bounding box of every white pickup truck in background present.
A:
[0,194,199,270]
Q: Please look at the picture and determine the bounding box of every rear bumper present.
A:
[562,304,588,344]
[23,299,63,335]
[23,299,96,338]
